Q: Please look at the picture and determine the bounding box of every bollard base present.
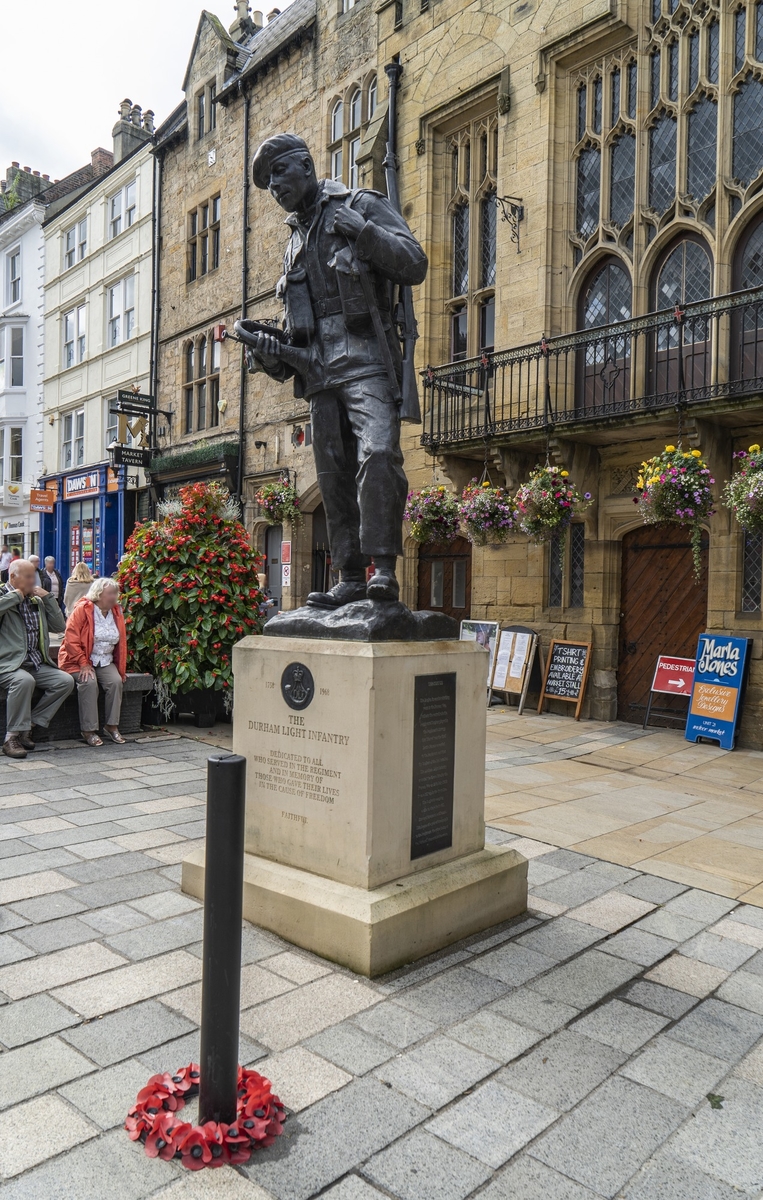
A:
[182,841,527,977]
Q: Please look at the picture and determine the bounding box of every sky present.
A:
[0,0,288,183]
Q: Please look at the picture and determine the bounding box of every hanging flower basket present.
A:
[255,475,302,526]
[633,444,715,580]
[514,465,592,560]
[404,485,461,544]
[723,444,763,533]
[460,480,519,546]
[125,1062,285,1170]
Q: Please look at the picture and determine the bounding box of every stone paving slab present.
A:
[1,731,763,1198]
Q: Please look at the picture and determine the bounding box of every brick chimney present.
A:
[0,163,52,205]
[111,99,154,165]
[90,147,114,177]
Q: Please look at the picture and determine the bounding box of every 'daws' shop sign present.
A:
[685,634,751,750]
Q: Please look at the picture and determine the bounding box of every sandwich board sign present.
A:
[685,634,751,751]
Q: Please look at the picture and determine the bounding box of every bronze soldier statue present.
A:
[242,134,427,608]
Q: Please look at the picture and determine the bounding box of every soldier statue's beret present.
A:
[252,134,313,189]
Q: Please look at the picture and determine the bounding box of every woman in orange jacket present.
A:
[58,577,128,746]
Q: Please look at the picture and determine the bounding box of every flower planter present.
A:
[634,445,715,580]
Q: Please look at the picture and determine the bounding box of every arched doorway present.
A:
[617,524,708,723]
[417,537,472,620]
[265,524,283,612]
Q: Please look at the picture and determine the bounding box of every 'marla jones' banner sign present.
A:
[685,634,752,750]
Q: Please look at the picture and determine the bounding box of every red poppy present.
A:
[177,1125,213,1171]
[145,1112,184,1160]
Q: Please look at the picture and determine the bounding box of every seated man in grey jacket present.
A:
[0,560,74,759]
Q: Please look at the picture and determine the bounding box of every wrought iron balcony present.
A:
[420,286,763,450]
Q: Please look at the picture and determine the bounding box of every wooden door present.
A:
[417,537,472,621]
[617,524,708,723]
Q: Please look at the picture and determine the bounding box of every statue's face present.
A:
[268,153,317,213]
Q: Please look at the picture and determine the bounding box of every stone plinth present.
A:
[182,636,527,975]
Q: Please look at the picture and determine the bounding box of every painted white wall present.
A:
[42,144,153,479]
[0,200,46,551]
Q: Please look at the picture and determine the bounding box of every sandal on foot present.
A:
[103,728,125,744]
[82,732,103,747]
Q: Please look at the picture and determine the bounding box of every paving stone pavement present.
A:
[0,727,762,1197]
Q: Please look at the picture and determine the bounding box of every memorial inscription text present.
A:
[411,672,456,860]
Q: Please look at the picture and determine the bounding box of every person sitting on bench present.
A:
[0,559,74,759]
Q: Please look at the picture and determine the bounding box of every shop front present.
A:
[39,464,135,578]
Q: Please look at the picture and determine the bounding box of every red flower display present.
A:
[125,1062,286,1171]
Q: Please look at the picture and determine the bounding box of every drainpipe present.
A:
[237,84,250,504]
[149,143,162,520]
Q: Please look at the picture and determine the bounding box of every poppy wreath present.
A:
[633,444,715,581]
[125,1063,286,1170]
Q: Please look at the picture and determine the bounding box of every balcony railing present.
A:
[421,286,763,449]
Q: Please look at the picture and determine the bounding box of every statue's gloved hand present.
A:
[332,206,366,241]
[247,332,282,372]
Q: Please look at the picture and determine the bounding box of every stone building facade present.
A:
[157,0,763,743]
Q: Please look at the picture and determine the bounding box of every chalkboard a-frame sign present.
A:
[538,639,592,720]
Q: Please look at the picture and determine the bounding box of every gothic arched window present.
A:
[737,217,763,287]
[655,238,712,309]
[649,114,677,214]
[733,216,763,380]
[582,259,632,327]
[733,77,763,186]
[687,95,717,202]
[610,132,636,226]
[576,146,601,238]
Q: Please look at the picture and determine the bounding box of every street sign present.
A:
[685,634,752,751]
[117,389,155,411]
[651,656,695,695]
[111,445,152,468]
[30,488,55,513]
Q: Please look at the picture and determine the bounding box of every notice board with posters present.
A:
[538,640,592,720]
[685,634,751,750]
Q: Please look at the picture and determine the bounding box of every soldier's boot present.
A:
[306,571,367,608]
[366,556,399,602]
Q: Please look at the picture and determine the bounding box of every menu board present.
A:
[538,640,592,720]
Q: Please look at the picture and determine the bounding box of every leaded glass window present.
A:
[757,1,763,60]
[656,240,712,308]
[649,114,677,213]
[689,31,699,92]
[735,8,747,72]
[577,86,587,140]
[669,42,679,101]
[742,532,763,611]
[569,524,585,608]
[741,222,763,287]
[610,132,636,226]
[651,0,661,22]
[577,146,601,237]
[548,537,563,607]
[733,77,763,184]
[611,69,620,126]
[687,95,717,201]
[628,62,637,118]
[583,261,632,327]
[452,203,469,296]
[708,20,719,83]
[593,77,602,133]
[480,192,497,288]
[651,50,661,109]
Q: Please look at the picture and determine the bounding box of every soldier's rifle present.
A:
[383,62,421,424]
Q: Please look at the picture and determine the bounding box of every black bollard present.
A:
[198,753,246,1125]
